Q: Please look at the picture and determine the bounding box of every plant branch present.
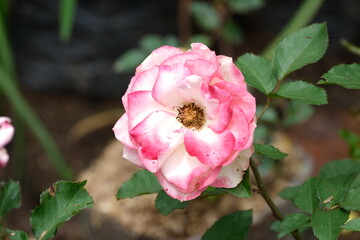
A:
[250,158,304,240]
[178,0,192,46]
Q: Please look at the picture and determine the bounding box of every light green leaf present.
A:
[7,230,29,240]
[30,181,94,240]
[341,187,360,211]
[0,180,21,217]
[311,209,349,240]
[117,170,162,199]
[278,185,300,201]
[190,2,220,32]
[278,213,310,238]
[254,143,288,160]
[155,190,189,216]
[294,178,320,213]
[113,49,147,73]
[226,0,265,13]
[342,218,360,231]
[273,23,328,80]
[318,63,360,89]
[319,159,360,178]
[202,210,252,240]
[276,80,327,105]
[236,53,277,94]
[226,169,251,198]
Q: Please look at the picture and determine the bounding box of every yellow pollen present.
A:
[176,103,205,129]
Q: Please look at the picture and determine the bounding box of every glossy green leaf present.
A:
[318,63,360,89]
[319,159,360,178]
[254,143,288,160]
[7,230,29,240]
[311,208,349,240]
[294,178,320,213]
[341,187,360,211]
[30,181,94,240]
[117,170,162,199]
[342,218,360,231]
[202,210,252,240]
[190,2,220,32]
[0,180,21,217]
[113,49,147,73]
[59,0,77,42]
[226,169,251,198]
[273,23,328,80]
[276,80,327,105]
[226,0,265,13]
[236,53,277,94]
[278,185,300,201]
[155,190,189,216]
[278,213,310,238]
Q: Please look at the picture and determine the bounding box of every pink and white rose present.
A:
[113,43,256,201]
[0,117,14,168]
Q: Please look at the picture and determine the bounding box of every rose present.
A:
[0,117,14,168]
[113,43,256,201]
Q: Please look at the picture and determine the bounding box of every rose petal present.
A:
[227,106,252,149]
[211,147,253,188]
[184,127,235,168]
[159,144,221,194]
[189,43,217,64]
[217,55,246,87]
[152,64,192,108]
[161,52,201,66]
[130,110,183,172]
[127,91,168,130]
[136,46,183,73]
[0,117,14,148]
[113,114,137,149]
[0,148,9,168]
[123,145,144,168]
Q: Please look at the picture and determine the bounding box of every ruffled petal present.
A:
[136,46,183,73]
[112,114,137,149]
[189,43,217,64]
[211,147,253,188]
[217,55,246,88]
[127,91,168,130]
[152,64,192,108]
[158,144,221,198]
[123,145,144,168]
[227,106,252,150]
[161,52,201,66]
[0,117,14,148]
[129,110,183,172]
[0,148,9,168]
[184,127,235,168]
[185,58,217,83]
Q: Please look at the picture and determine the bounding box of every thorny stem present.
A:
[250,158,304,240]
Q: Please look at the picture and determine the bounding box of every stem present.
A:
[178,0,192,46]
[262,0,325,59]
[250,158,304,240]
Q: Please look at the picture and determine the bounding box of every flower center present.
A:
[176,103,205,129]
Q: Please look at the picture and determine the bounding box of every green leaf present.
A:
[339,130,360,159]
[226,0,265,13]
[293,178,320,213]
[236,54,277,94]
[155,190,189,216]
[226,169,252,198]
[318,63,360,89]
[256,105,278,123]
[7,230,29,240]
[202,210,252,240]
[278,213,310,238]
[190,2,220,32]
[319,159,360,178]
[273,23,328,80]
[311,208,349,240]
[59,0,77,42]
[30,181,94,240]
[283,101,314,127]
[341,187,360,211]
[221,21,243,45]
[278,185,300,201]
[0,180,21,217]
[117,170,162,199]
[317,174,356,208]
[270,220,281,234]
[254,143,288,160]
[113,49,147,73]
[342,218,360,231]
[276,80,327,105]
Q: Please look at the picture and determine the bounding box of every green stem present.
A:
[340,38,360,56]
[262,0,325,59]
[0,68,73,180]
[59,0,77,42]
[250,158,303,240]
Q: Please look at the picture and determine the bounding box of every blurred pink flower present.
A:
[113,43,256,201]
[0,117,14,168]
